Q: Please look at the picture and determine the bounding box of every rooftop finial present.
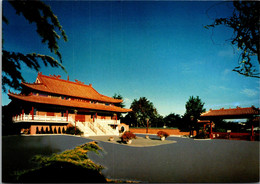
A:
[75,79,84,84]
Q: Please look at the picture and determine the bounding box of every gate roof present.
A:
[200,106,259,120]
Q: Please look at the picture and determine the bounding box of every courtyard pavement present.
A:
[2,134,259,183]
[87,134,259,183]
[88,135,177,147]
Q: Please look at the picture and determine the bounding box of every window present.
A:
[38,93,48,97]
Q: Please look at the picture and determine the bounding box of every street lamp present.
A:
[145,118,149,139]
[190,115,194,137]
[146,118,149,134]
[74,109,78,135]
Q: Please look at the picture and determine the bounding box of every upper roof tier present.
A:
[200,106,260,119]
[21,73,122,103]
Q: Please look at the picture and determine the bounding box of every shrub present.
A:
[157,131,169,138]
[66,124,83,135]
[32,141,103,170]
[196,129,208,139]
[16,142,106,183]
[215,128,226,133]
[120,131,136,142]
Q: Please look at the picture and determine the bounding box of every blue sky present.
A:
[2,1,259,116]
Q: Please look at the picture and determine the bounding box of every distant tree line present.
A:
[115,95,256,134]
[115,95,206,132]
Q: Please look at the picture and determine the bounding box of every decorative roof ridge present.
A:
[21,81,44,85]
[201,111,210,115]
[201,106,260,117]
[36,73,123,103]
[8,90,29,96]
[38,72,92,88]
[208,106,258,112]
[92,89,123,102]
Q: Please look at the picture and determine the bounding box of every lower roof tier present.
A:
[8,93,132,113]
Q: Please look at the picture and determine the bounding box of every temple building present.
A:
[8,72,132,136]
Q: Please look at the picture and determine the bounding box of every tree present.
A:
[151,115,164,128]
[205,1,260,78]
[184,96,206,135]
[2,0,68,92]
[112,93,125,108]
[112,93,125,119]
[127,97,159,127]
[164,113,182,128]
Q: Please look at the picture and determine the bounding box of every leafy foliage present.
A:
[164,113,182,128]
[152,115,165,127]
[205,1,260,78]
[32,141,103,171]
[214,119,248,133]
[126,97,159,127]
[120,131,136,142]
[184,96,206,121]
[112,93,125,119]
[65,123,83,135]
[113,93,125,108]
[184,96,206,133]
[157,131,170,138]
[2,0,68,92]
[195,129,208,139]
[15,142,106,182]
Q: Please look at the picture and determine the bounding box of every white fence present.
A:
[95,119,120,125]
[13,114,120,125]
[13,114,73,123]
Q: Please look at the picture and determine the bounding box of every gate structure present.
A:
[199,106,259,141]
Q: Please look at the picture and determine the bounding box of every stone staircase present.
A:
[72,120,119,136]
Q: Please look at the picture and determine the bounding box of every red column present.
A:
[114,114,118,129]
[75,111,77,135]
[66,110,68,121]
[146,119,149,134]
[251,124,255,141]
[22,109,24,120]
[210,121,213,139]
[31,106,34,120]
[95,113,97,119]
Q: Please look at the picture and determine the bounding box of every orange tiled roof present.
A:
[200,106,259,119]
[21,73,122,103]
[8,93,132,113]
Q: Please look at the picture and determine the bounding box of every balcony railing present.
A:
[95,119,120,125]
[13,114,121,125]
[13,114,73,123]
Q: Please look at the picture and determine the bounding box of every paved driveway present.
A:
[2,134,259,183]
[88,134,259,183]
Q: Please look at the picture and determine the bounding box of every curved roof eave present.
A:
[8,93,132,113]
